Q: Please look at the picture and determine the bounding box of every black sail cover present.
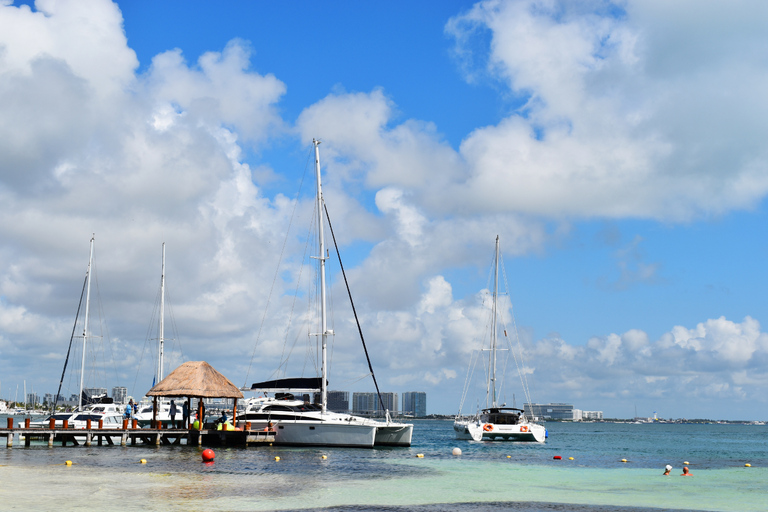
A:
[250,377,326,392]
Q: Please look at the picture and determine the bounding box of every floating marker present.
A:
[452,448,462,456]
[321,455,327,459]
[139,459,147,464]
[621,459,628,463]
[569,457,574,460]
[65,460,72,466]
[683,461,690,465]
[745,463,751,467]
[553,455,562,460]
[201,449,215,462]
[274,456,281,461]
[416,454,424,458]
[507,455,511,459]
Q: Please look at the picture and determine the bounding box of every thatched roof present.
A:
[146,361,244,399]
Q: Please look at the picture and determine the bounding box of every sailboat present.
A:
[453,236,546,442]
[135,243,182,427]
[52,235,117,415]
[238,139,413,447]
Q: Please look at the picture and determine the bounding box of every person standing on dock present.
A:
[125,399,134,420]
[182,401,189,428]
[170,400,177,429]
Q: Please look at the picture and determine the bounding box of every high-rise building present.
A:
[402,391,427,417]
[26,393,39,406]
[326,390,349,413]
[112,386,127,404]
[352,392,398,416]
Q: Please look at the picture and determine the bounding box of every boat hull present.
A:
[246,420,376,447]
[374,423,413,446]
[454,420,546,443]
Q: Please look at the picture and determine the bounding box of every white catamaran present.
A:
[454,236,546,443]
[238,139,413,447]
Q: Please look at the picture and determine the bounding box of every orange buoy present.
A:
[201,449,215,462]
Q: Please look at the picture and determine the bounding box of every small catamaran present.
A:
[454,236,546,442]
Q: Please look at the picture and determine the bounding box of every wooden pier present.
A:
[0,418,275,448]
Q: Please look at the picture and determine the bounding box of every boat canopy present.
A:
[249,377,326,392]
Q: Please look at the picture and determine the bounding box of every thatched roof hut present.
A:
[147,361,243,399]
[145,361,243,429]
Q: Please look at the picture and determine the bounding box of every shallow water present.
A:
[0,418,765,511]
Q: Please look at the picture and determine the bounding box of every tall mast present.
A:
[313,139,329,413]
[78,234,95,410]
[490,235,500,408]
[157,242,166,384]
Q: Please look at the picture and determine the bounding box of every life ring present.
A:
[483,424,493,432]
[520,425,528,432]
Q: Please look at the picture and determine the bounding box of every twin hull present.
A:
[454,420,546,443]
[245,419,413,447]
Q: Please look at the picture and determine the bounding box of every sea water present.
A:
[0,418,765,511]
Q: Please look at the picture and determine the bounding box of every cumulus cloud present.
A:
[443,0,768,220]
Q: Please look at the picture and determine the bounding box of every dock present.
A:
[0,418,275,448]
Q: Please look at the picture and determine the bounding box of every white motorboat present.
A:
[239,140,412,448]
[454,236,546,443]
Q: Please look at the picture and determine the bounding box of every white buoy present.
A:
[452,447,462,456]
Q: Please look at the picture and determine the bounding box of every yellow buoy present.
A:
[683,461,690,465]
[745,463,751,467]
[416,454,424,458]
[65,460,73,466]
[274,456,280,461]
[507,455,511,458]
[321,455,327,459]
[569,457,574,460]
[621,459,628,463]
[140,459,147,464]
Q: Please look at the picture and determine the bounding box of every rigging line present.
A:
[53,272,89,413]
[274,211,315,379]
[93,265,118,391]
[323,203,386,414]
[131,283,160,398]
[243,145,313,387]
[500,253,534,406]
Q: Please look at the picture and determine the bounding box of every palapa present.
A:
[147,361,243,399]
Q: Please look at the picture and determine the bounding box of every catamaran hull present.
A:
[374,424,413,446]
[248,420,377,447]
[454,421,546,443]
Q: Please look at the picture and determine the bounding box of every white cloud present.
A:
[444,0,768,220]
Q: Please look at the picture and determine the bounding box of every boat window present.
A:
[264,405,294,412]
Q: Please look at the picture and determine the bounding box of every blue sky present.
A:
[1,0,768,420]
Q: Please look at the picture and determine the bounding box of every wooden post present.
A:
[49,417,55,429]
[132,419,138,429]
[86,419,92,430]
[197,399,203,430]
[86,432,92,447]
[63,419,69,429]
[152,396,158,428]
[6,418,12,429]
[233,398,238,427]
[121,433,127,446]
[98,419,103,429]
[122,419,128,429]
[24,418,30,428]
[48,433,53,448]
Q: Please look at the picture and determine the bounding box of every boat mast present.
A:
[157,242,166,384]
[490,235,500,408]
[313,139,329,414]
[78,234,95,410]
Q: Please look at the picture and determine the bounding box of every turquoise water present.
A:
[0,419,765,511]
